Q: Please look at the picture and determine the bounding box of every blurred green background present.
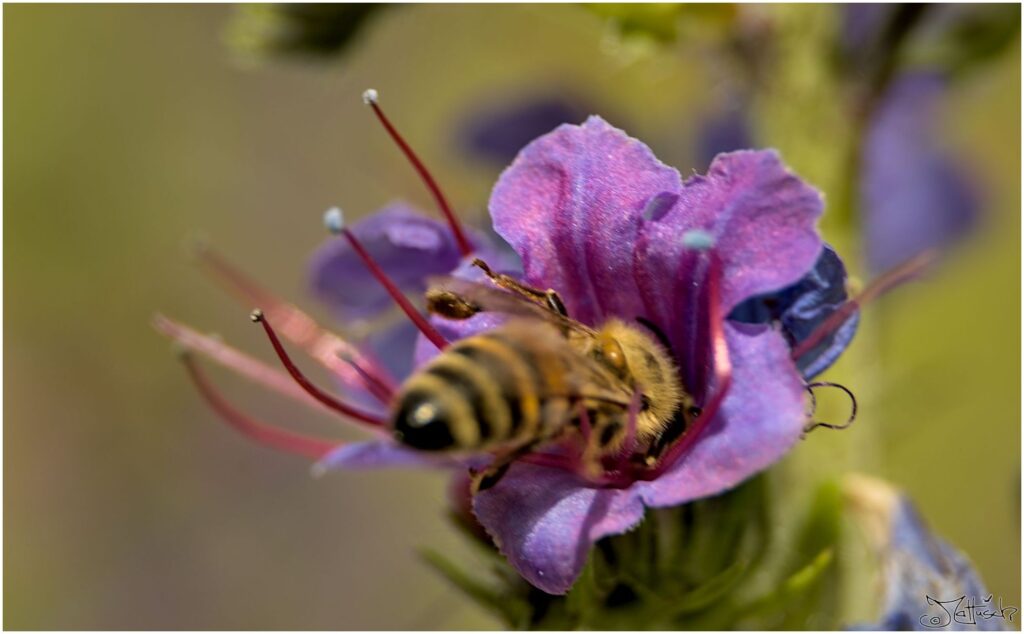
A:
[4,4,1019,629]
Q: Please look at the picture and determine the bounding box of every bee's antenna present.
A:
[802,381,858,435]
[362,89,474,257]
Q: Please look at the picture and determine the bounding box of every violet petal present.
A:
[472,463,645,595]
[308,204,466,322]
[634,150,824,393]
[490,116,683,326]
[314,440,459,472]
[637,322,807,507]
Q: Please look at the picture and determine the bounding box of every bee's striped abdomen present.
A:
[451,333,543,443]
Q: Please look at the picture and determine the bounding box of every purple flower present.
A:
[327,117,858,593]
[164,112,859,596]
[307,203,514,380]
[845,476,1008,631]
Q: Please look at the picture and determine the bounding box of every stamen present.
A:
[681,229,716,251]
[791,249,937,362]
[802,381,858,435]
[252,309,387,427]
[325,207,449,350]
[337,348,395,404]
[181,353,339,460]
[154,313,319,408]
[191,241,397,403]
[640,252,732,481]
[362,89,474,257]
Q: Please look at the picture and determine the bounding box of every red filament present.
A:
[182,354,338,459]
[791,248,937,362]
[340,228,449,350]
[365,95,474,257]
[193,243,397,403]
[337,349,396,404]
[640,254,732,480]
[252,310,387,427]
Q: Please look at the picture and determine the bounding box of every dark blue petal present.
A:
[852,488,1006,631]
[728,244,858,379]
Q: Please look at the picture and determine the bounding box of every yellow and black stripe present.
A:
[391,323,574,452]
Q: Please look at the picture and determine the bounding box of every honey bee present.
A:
[391,259,697,490]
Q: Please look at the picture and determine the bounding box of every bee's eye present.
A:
[393,393,456,451]
[599,338,627,374]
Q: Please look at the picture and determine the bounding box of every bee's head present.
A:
[392,392,458,451]
[590,322,631,381]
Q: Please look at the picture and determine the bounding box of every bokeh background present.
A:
[5,4,1019,629]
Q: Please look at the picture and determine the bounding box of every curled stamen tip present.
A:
[249,308,265,323]
[361,88,378,105]
[323,207,345,235]
[681,230,715,251]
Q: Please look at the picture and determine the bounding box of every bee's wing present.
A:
[495,319,634,409]
[426,275,596,337]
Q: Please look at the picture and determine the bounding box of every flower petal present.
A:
[314,440,459,472]
[638,322,807,507]
[490,116,683,326]
[472,463,645,595]
[308,203,466,322]
[631,150,824,397]
[729,244,859,379]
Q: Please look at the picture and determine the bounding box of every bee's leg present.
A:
[644,398,702,466]
[425,289,481,320]
[471,258,569,317]
[575,408,630,479]
[470,439,543,493]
